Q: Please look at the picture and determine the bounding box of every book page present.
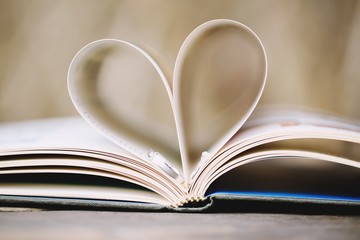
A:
[173,20,267,182]
[190,107,360,193]
[244,105,360,132]
[191,148,360,198]
[204,154,360,201]
[0,117,132,156]
[0,118,187,205]
[227,107,360,151]
[68,39,182,172]
[0,183,169,206]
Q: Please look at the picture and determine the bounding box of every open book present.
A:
[1,19,359,212]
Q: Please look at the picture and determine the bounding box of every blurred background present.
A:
[0,0,359,122]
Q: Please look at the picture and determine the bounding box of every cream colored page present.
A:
[0,118,187,203]
[0,183,169,206]
[0,117,133,157]
[244,106,360,132]
[190,110,360,189]
[197,149,360,197]
[0,156,184,203]
[67,40,181,168]
[227,107,360,147]
[173,20,267,183]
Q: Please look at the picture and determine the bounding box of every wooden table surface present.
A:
[0,209,359,240]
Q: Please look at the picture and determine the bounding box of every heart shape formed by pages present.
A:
[68,19,267,182]
[67,40,180,164]
[173,20,267,175]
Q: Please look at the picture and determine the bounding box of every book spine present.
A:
[173,194,207,208]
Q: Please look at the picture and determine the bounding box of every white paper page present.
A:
[190,108,360,187]
[0,183,169,206]
[0,117,132,156]
[197,149,360,197]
